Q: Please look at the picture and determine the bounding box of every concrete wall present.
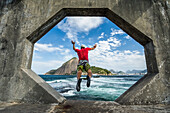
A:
[0,0,169,105]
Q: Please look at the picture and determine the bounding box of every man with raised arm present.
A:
[71,40,97,92]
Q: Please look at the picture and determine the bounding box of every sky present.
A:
[32,17,146,74]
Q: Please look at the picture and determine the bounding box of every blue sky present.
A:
[32,17,146,74]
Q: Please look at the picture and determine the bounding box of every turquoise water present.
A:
[40,75,143,101]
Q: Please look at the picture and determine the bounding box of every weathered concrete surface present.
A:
[0,0,169,105]
[20,69,66,103]
[0,100,170,113]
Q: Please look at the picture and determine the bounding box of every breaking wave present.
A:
[40,75,143,101]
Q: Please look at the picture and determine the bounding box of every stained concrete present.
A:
[0,0,169,105]
[0,100,170,113]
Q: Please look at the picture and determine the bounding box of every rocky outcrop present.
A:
[45,57,78,75]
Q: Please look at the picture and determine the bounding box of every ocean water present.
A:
[39,75,143,101]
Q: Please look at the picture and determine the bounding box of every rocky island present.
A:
[45,57,112,75]
[45,57,78,75]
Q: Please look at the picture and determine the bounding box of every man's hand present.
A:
[71,40,76,50]
[94,44,97,48]
[91,44,97,50]
[71,40,75,44]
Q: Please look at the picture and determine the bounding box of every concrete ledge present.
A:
[0,100,169,113]
[115,73,156,104]
[20,68,66,104]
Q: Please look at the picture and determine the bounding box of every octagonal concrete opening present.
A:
[31,16,148,101]
[27,8,158,73]
[21,8,159,104]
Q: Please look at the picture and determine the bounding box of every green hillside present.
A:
[45,69,56,75]
[71,66,112,75]
[90,66,112,75]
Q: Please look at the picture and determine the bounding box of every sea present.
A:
[39,75,143,101]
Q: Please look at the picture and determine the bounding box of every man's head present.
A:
[81,44,85,49]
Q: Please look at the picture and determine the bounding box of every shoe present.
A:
[76,79,82,92]
[87,75,91,87]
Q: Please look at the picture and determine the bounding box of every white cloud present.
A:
[32,60,64,74]
[124,35,131,39]
[107,37,121,47]
[97,40,111,52]
[63,55,74,61]
[124,50,132,54]
[88,37,122,65]
[96,37,121,51]
[34,43,62,52]
[89,35,146,72]
[57,17,104,44]
[89,48,146,72]
[98,32,105,39]
[62,38,66,41]
[32,43,73,74]
[32,54,42,59]
[32,53,74,74]
[34,43,71,55]
[110,28,125,36]
[60,49,71,55]
[59,45,64,48]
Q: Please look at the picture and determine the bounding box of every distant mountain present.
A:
[126,69,147,74]
[45,57,78,75]
[117,71,125,74]
[45,57,112,75]
[140,69,147,73]
[110,69,116,73]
